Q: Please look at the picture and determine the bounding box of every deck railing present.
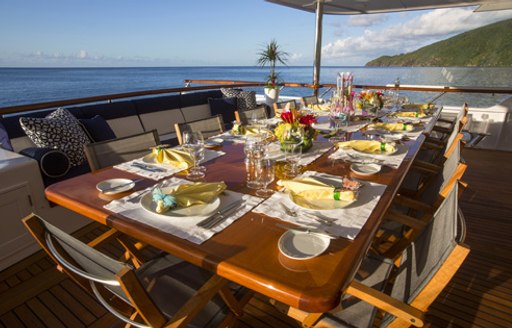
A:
[1,79,511,116]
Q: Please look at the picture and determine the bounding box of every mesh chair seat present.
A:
[175,115,224,144]
[24,215,243,328]
[85,130,159,172]
[323,254,394,328]
[235,105,268,125]
[301,95,319,107]
[322,184,462,328]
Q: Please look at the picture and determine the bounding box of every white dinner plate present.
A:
[350,163,382,176]
[139,188,221,218]
[278,230,330,260]
[287,174,358,211]
[353,144,398,156]
[96,178,135,195]
[365,130,405,141]
[289,192,356,211]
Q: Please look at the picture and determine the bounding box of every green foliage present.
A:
[257,40,289,88]
[366,19,512,67]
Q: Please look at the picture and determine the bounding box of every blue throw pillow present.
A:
[208,97,237,129]
[79,115,116,142]
[0,121,13,151]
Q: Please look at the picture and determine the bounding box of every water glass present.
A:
[246,160,263,189]
[255,159,275,197]
[284,142,302,177]
[182,131,206,180]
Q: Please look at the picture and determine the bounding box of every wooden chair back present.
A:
[175,114,224,145]
[234,105,268,124]
[23,214,240,328]
[382,183,469,327]
[22,214,166,327]
[347,184,469,328]
[283,184,469,328]
[84,130,159,172]
[273,100,297,117]
[301,95,319,107]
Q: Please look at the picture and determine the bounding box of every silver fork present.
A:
[280,203,334,226]
[280,203,297,216]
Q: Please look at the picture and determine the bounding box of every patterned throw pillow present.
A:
[19,108,91,166]
[220,88,257,110]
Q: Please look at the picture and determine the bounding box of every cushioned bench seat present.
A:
[0,89,244,186]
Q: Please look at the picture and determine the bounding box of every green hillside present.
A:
[366,18,512,67]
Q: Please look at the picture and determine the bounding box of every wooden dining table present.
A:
[45,110,439,314]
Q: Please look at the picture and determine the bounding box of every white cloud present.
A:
[346,13,388,27]
[288,52,304,62]
[78,49,88,59]
[322,8,512,64]
[3,50,167,67]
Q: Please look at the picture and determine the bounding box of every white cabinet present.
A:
[0,183,37,269]
[0,148,91,271]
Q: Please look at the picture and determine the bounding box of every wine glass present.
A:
[283,126,304,177]
[182,131,205,180]
[255,159,275,197]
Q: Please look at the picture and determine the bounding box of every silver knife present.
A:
[197,199,243,228]
[131,162,165,172]
[276,223,338,239]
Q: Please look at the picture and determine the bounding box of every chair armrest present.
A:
[346,281,425,327]
[393,195,433,213]
[384,210,428,231]
[19,147,71,178]
[411,160,442,174]
[432,125,452,134]
[423,139,445,147]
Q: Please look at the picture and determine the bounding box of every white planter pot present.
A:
[264,87,279,106]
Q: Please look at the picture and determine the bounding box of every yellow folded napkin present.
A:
[281,177,356,208]
[395,111,427,118]
[150,147,193,169]
[153,182,227,213]
[337,140,396,154]
[307,104,330,111]
[402,103,432,111]
[368,122,414,132]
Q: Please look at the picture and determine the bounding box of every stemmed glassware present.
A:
[255,159,275,197]
[283,126,304,177]
[182,131,205,180]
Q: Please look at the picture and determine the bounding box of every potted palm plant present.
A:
[257,39,288,105]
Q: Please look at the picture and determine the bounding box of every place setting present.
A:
[329,138,409,169]
[253,170,388,249]
[114,132,226,180]
[104,177,262,244]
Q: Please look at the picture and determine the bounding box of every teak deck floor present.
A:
[0,148,511,328]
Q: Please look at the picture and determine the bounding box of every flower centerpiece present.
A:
[257,39,288,105]
[274,109,317,152]
[331,72,355,119]
[356,90,384,115]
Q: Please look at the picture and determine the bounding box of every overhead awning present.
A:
[266,0,512,15]
[266,0,512,95]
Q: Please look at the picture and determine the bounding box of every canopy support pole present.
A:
[312,0,324,97]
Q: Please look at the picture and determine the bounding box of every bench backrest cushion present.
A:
[19,108,91,166]
[70,101,144,138]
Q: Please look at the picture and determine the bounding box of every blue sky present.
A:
[1,0,511,67]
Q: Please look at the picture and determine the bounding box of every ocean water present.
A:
[1,66,511,109]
